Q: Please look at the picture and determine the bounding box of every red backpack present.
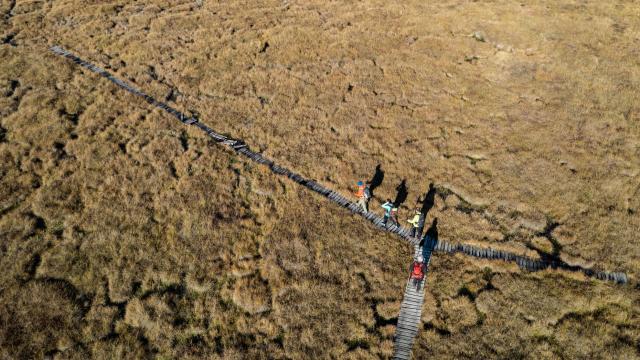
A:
[411,262,424,279]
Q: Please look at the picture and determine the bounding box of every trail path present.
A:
[393,237,436,359]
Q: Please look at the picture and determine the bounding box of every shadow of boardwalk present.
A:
[394,179,408,208]
[369,164,385,197]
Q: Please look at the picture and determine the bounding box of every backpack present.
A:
[411,262,424,279]
[363,187,371,199]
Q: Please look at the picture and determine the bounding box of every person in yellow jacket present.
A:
[407,209,422,238]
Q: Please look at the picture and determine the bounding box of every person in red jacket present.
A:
[410,255,427,290]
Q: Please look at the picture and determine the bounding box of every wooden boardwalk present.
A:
[393,236,436,359]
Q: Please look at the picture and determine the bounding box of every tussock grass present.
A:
[1,0,639,358]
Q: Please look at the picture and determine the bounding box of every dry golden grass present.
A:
[1,0,639,358]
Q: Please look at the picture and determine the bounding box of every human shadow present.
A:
[421,218,438,262]
[368,164,385,197]
[424,218,438,242]
[411,183,437,239]
[393,179,408,208]
[419,183,436,216]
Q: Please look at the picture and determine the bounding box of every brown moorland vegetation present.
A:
[1,0,639,358]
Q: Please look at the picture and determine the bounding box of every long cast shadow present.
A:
[413,183,436,239]
[368,164,384,197]
[421,218,439,264]
[420,183,436,216]
[393,179,408,208]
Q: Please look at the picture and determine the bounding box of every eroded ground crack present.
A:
[356,272,398,342]
[433,184,629,283]
[101,279,127,341]
[16,212,93,317]
[1,34,14,47]
[4,0,16,22]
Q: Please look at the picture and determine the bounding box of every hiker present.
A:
[407,209,421,238]
[354,181,369,212]
[363,181,372,207]
[390,205,399,227]
[410,255,427,290]
[381,199,394,226]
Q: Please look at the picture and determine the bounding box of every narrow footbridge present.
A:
[393,237,436,359]
[50,46,630,359]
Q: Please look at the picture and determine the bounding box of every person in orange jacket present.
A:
[354,181,370,212]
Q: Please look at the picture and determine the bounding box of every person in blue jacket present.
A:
[381,199,395,226]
